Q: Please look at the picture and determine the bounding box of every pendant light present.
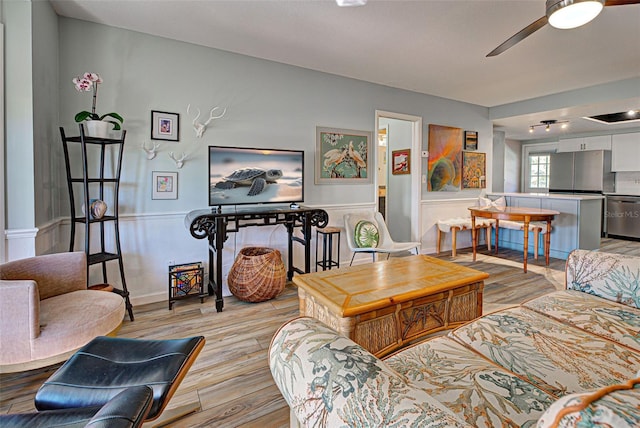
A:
[546,0,605,29]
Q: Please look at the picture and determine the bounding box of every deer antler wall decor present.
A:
[169,152,188,169]
[141,141,160,160]
[187,104,227,138]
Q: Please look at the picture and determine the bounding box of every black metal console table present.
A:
[185,206,328,312]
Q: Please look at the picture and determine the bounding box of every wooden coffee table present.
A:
[294,255,488,357]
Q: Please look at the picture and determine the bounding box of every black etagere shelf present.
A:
[60,125,134,321]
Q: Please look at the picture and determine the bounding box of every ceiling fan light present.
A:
[336,0,367,6]
[547,0,604,29]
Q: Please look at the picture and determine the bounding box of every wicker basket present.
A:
[227,247,286,302]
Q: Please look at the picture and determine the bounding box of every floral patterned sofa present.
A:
[269,249,640,427]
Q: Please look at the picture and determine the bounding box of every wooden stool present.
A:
[497,220,552,260]
[316,227,341,271]
[436,218,492,257]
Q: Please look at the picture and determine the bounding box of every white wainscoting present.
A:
[420,198,486,255]
[5,227,39,261]
[30,203,377,307]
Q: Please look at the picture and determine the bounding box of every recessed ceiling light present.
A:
[336,0,367,6]
[584,111,640,124]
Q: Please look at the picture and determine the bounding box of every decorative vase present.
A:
[84,120,110,138]
[82,199,108,219]
[227,247,286,302]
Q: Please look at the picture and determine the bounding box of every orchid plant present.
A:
[73,72,124,130]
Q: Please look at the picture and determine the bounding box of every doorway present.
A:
[375,111,422,244]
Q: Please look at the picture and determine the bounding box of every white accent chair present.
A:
[344,212,420,266]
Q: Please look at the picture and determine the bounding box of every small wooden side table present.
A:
[315,227,341,271]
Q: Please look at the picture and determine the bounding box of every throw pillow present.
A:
[354,220,379,248]
[478,196,506,208]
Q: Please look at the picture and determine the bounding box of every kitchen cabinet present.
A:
[557,135,612,152]
[612,132,640,172]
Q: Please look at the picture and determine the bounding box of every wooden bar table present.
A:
[295,255,488,357]
[468,206,559,273]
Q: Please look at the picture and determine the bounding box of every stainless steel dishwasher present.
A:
[606,195,640,240]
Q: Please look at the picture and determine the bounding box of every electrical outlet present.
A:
[421,151,429,158]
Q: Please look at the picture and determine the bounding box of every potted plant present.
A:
[73,72,123,137]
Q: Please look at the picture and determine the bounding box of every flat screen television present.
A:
[209,146,304,207]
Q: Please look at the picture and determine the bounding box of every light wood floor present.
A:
[1,238,639,427]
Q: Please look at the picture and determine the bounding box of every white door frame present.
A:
[375,110,422,244]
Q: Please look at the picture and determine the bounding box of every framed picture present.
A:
[391,149,411,175]
[427,124,463,191]
[151,110,179,141]
[462,152,486,189]
[315,126,372,184]
[464,130,478,151]
[152,171,178,199]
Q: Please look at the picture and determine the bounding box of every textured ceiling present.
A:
[50,0,640,140]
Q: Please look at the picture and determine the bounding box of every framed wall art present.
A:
[315,126,372,184]
[427,124,462,191]
[391,149,411,175]
[462,151,486,189]
[464,130,478,151]
[151,110,180,141]
[152,171,178,199]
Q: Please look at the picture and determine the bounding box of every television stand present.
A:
[186,205,328,312]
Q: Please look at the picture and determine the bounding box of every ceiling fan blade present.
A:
[487,16,548,57]
[605,0,640,6]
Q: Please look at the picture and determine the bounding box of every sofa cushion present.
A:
[269,317,470,427]
[385,335,555,427]
[450,306,640,397]
[566,249,640,309]
[28,291,124,365]
[524,290,640,352]
[536,379,640,428]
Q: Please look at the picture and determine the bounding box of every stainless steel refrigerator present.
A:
[549,150,614,193]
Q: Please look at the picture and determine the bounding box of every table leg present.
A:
[545,219,552,266]
[286,222,295,281]
[214,217,226,312]
[303,214,312,273]
[495,220,500,254]
[523,216,530,273]
[471,216,477,261]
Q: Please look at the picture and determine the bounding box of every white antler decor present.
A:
[141,141,160,160]
[169,152,188,169]
[187,104,227,138]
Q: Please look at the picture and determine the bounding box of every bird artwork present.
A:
[321,131,368,180]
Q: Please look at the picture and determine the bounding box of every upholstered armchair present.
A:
[0,252,125,373]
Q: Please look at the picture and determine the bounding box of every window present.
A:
[528,154,550,190]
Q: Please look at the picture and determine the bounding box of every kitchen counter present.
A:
[486,193,603,259]
[489,192,604,201]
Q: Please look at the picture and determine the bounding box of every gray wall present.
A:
[55,18,493,217]
[504,138,521,193]
[4,14,495,296]
[492,130,505,192]
[380,117,412,241]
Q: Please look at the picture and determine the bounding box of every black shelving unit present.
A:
[60,125,134,321]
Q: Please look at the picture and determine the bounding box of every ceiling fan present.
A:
[487,0,640,57]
